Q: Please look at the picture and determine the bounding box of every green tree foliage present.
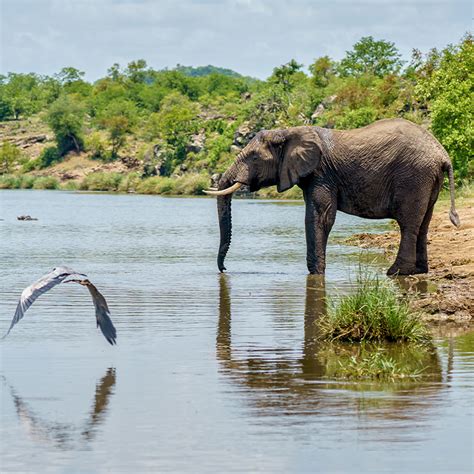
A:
[148,92,199,174]
[0,141,22,174]
[0,35,471,185]
[415,35,474,181]
[98,99,138,159]
[46,95,85,156]
[339,36,404,77]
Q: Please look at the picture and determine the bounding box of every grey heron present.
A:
[3,266,117,345]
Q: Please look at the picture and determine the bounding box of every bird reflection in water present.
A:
[2,368,116,449]
[216,274,446,430]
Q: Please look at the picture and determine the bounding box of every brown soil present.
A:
[343,197,474,327]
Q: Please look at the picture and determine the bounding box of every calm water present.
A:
[0,190,472,473]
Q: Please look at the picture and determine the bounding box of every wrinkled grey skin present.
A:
[216,118,460,275]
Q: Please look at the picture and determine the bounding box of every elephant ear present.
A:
[275,127,322,192]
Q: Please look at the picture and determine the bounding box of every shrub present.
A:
[173,173,209,195]
[85,132,108,160]
[80,172,123,191]
[320,271,431,343]
[0,141,22,174]
[136,176,175,194]
[0,174,21,189]
[117,172,141,192]
[32,176,60,189]
[46,95,85,155]
[38,146,61,168]
[19,175,36,188]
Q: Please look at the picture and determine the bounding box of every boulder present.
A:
[186,130,206,154]
[233,122,255,147]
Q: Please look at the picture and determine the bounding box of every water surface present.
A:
[0,191,472,473]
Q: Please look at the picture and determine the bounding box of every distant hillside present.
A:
[173,64,247,78]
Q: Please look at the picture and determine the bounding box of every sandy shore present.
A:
[343,197,474,327]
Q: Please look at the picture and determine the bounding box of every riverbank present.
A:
[343,196,474,327]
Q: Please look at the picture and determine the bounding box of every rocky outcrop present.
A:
[233,122,256,147]
[311,95,337,121]
[186,130,206,154]
[17,215,38,221]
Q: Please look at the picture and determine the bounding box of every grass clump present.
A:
[320,272,431,344]
[0,174,22,189]
[79,172,123,191]
[32,176,60,189]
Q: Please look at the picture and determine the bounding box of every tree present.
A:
[46,95,85,155]
[98,99,138,158]
[125,59,149,83]
[55,67,85,85]
[148,91,199,174]
[309,56,335,88]
[416,35,474,181]
[0,141,22,174]
[270,59,303,91]
[339,36,403,77]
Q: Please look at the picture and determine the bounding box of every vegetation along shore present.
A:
[0,35,472,197]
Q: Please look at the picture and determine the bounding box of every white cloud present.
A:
[0,0,471,80]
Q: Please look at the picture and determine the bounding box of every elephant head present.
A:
[205,126,323,272]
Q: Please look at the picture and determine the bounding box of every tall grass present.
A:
[320,271,431,344]
[0,174,59,189]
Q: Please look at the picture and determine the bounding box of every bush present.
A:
[46,95,85,155]
[0,174,21,188]
[38,146,61,168]
[136,176,174,194]
[80,172,123,191]
[173,173,209,195]
[0,141,22,174]
[19,175,36,188]
[32,176,60,189]
[85,132,108,160]
[117,172,141,192]
[320,271,431,343]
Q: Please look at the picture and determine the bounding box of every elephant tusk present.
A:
[203,182,242,196]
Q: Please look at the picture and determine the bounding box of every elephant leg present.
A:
[387,225,419,275]
[415,178,442,273]
[415,204,434,273]
[304,185,337,274]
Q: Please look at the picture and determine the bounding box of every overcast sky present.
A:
[1,0,471,80]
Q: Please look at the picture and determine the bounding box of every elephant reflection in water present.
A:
[216,274,447,423]
[2,368,116,449]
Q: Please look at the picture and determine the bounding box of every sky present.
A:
[1,0,471,81]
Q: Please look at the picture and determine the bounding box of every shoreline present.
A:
[342,198,474,328]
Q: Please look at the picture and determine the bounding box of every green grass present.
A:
[320,271,431,344]
[79,172,123,191]
[0,174,59,189]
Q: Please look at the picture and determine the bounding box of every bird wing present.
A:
[3,267,85,338]
[84,282,117,346]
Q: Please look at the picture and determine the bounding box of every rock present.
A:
[241,92,252,101]
[233,122,255,147]
[17,215,38,221]
[186,130,206,154]
[120,155,140,169]
[311,95,338,121]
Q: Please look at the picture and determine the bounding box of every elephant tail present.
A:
[443,162,461,227]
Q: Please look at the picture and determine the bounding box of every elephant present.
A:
[205,118,460,275]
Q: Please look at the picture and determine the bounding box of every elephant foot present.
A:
[387,262,420,276]
[414,264,429,274]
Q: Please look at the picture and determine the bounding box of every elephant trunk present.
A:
[217,177,233,272]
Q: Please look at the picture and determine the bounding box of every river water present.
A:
[0,190,472,473]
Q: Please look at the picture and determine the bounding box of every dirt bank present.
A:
[343,197,474,327]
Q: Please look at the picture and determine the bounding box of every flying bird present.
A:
[3,267,117,345]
